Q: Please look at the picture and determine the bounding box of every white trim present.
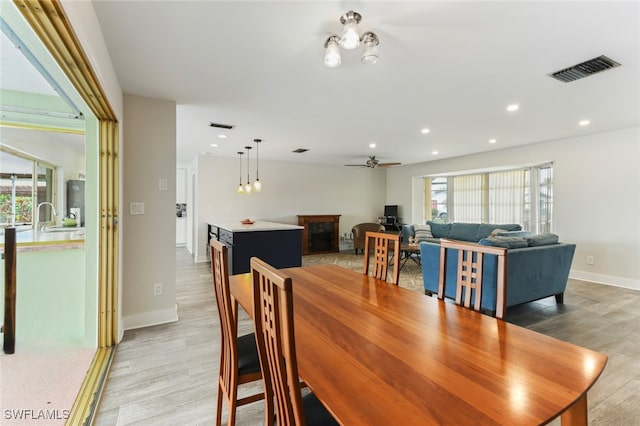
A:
[195,255,209,263]
[570,270,640,291]
[122,304,179,331]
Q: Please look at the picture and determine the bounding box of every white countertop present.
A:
[1,227,85,245]
[209,221,303,233]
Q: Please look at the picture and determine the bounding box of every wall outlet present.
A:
[159,178,168,191]
[153,282,163,296]
[586,256,595,265]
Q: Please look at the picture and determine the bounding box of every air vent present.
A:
[292,148,309,154]
[548,55,620,83]
[209,122,235,129]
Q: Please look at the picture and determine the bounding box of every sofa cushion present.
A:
[495,230,532,238]
[448,223,480,241]
[413,224,433,242]
[526,233,559,247]
[475,223,522,241]
[427,221,451,238]
[478,236,529,249]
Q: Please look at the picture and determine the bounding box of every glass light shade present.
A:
[245,182,252,193]
[340,22,360,50]
[324,40,341,67]
[340,22,360,49]
[361,42,379,65]
[254,179,262,191]
[237,184,244,194]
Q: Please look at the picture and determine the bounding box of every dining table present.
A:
[229,264,607,425]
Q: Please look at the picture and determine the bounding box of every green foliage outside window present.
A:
[0,194,33,224]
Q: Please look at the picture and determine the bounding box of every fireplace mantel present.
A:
[297,215,341,255]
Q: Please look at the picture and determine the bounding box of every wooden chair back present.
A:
[437,239,507,319]
[250,257,305,426]
[363,231,401,284]
[210,240,263,425]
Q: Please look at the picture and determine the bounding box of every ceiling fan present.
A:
[345,156,401,169]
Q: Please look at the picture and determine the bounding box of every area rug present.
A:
[301,251,424,294]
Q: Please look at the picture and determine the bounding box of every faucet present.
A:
[35,202,58,231]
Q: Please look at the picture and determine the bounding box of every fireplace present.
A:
[297,215,341,255]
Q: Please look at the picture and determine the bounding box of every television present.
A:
[384,205,398,218]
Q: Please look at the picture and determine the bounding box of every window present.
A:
[0,148,56,227]
[425,163,553,233]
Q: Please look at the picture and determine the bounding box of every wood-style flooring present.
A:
[94,248,640,425]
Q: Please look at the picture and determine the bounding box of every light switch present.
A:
[159,179,168,191]
[130,202,145,215]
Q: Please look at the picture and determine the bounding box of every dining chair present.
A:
[210,240,264,426]
[437,239,508,319]
[250,257,339,426]
[363,231,401,284]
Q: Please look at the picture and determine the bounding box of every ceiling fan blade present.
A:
[378,162,402,168]
[345,164,367,167]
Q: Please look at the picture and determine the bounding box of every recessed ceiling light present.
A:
[217,134,227,139]
[489,139,497,144]
[210,143,219,147]
[579,120,591,126]
[369,143,376,148]
[432,151,438,155]
[506,104,519,112]
[421,128,430,134]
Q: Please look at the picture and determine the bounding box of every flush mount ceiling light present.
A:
[324,10,379,67]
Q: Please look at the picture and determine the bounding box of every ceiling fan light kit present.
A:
[324,10,379,67]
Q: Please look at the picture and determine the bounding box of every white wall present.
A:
[121,94,177,329]
[193,155,387,262]
[386,127,640,289]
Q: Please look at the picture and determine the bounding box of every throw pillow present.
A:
[490,228,507,237]
[526,233,559,247]
[478,236,528,249]
[413,224,433,242]
[427,221,451,238]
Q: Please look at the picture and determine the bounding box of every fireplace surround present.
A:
[297,215,341,255]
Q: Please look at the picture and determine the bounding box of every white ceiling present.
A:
[4,2,640,169]
[92,1,640,167]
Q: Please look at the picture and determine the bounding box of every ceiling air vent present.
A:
[548,55,621,83]
[293,148,309,154]
[209,122,235,129]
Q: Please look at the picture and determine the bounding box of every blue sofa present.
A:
[401,221,526,244]
[419,238,576,315]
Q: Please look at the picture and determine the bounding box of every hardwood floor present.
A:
[94,248,640,425]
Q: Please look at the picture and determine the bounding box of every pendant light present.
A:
[253,139,262,191]
[244,146,252,193]
[237,151,244,194]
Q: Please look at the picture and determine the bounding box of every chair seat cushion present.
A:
[237,332,261,375]
[303,392,339,426]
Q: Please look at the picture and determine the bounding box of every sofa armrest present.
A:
[420,241,577,312]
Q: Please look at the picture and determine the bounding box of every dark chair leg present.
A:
[425,290,433,296]
[555,292,564,304]
[354,248,358,255]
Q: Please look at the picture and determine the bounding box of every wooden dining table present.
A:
[229,264,607,425]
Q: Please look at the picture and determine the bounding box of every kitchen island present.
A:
[207,221,303,274]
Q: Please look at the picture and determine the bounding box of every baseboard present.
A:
[195,254,209,263]
[122,304,179,331]
[570,270,640,291]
